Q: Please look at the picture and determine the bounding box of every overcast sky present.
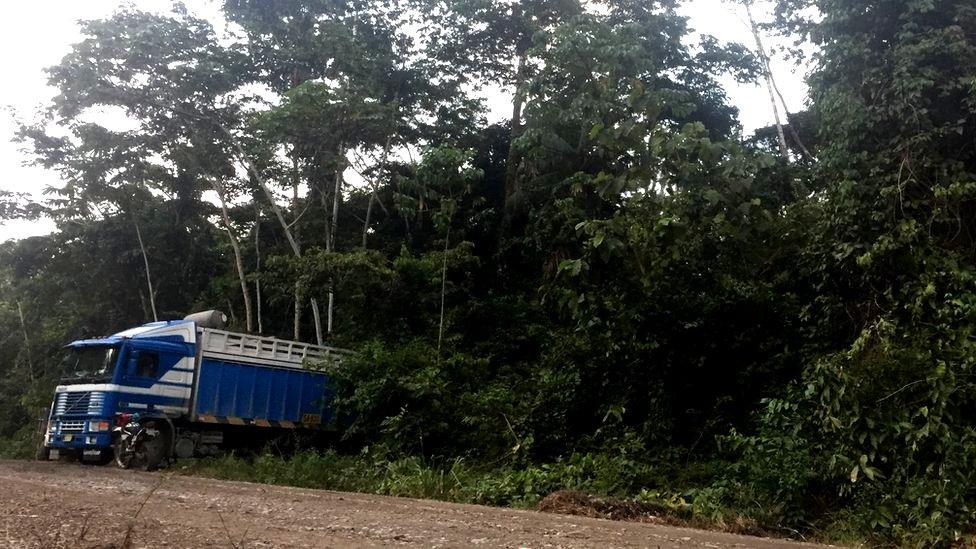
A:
[0,0,810,242]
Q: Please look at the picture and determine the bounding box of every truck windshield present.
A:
[61,347,118,383]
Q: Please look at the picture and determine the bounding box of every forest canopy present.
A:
[1,0,975,544]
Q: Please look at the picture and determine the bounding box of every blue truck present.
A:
[42,311,350,468]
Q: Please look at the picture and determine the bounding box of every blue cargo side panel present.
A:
[193,358,334,425]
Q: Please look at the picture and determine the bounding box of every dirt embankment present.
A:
[0,460,832,548]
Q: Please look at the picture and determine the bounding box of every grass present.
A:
[175,449,779,534]
[175,449,820,543]
[178,450,535,507]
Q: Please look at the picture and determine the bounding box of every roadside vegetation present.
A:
[1,0,975,545]
[181,450,779,537]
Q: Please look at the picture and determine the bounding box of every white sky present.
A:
[0,0,809,242]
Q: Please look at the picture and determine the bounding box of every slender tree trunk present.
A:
[363,193,376,249]
[225,133,302,257]
[437,226,451,359]
[768,62,814,160]
[226,297,237,325]
[327,145,346,337]
[745,2,790,161]
[311,299,325,343]
[213,180,254,333]
[16,300,34,383]
[294,282,304,341]
[291,153,301,218]
[139,290,150,321]
[327,291,335,337]
[290,152,306,339]
[320,183,333,254]
[133,220,158,322]
[330,145,345,253]
[363,98,399,249]
[504,49,530,200]
[221,126,323,342]
[254,208,264,334]
[313,293,324,344]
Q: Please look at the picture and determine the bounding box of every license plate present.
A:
[83,450,101,457]
[63,435,73,442]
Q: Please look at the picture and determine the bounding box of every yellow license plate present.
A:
[63,435,73,442]
[301,413,321,425]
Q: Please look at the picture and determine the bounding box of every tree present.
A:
[228,0,478,340]
[21,6,255,328]
[737,0,976,541]
[413,0,583,203]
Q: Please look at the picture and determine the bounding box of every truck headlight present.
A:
[88,420,110,433]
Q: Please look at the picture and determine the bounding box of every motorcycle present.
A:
[113,413,167,470]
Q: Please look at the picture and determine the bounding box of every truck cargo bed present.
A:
[192,358,334,427]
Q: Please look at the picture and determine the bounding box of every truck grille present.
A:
[88,392,105,415]
[58,420,85,433]
[54,392,105,416]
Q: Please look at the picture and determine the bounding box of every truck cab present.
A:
[45,320,196,462]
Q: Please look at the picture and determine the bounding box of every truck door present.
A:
[119,340,195,416]
[121,348,161,387]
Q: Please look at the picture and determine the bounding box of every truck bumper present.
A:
[46,433,113,450]
[45,419,114,451]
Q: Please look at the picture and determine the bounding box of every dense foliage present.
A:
[1,0,974,544]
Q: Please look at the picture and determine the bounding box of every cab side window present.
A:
[135,352,159,378]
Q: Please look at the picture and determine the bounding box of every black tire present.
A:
[141,424,169,471]
[115,422,170,471]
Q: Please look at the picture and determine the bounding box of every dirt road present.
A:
[0,460,829,548]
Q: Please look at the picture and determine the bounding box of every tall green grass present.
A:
[179,449,723,512]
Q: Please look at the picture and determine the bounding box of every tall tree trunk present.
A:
[437,225,451,359]
[294,282,304,341]
[291,153,301,219]
[226,297,237,325]
[745,2,790,161]
[363,97,399,249]
[312,293,324,344]
[311,300,326,343]
[362,191,376,249]
[133,220,158,322]
[504,49,530,201]
[225,133,302,256]
[290,152,305,338]
[319,183,333,254]
[221,126,323,342]
[139,290,150,321]
[16,300,34,383]
[254,207,264,334]
[767,56,814,160]
[327,145,346,337]
[213,180,254,333]
[330,145,345,253]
